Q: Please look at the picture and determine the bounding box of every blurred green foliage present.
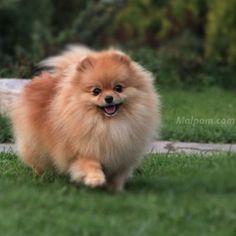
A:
[206,0,236,64]
[0,0,235,88]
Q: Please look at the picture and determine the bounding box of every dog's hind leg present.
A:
[17,138,49,176]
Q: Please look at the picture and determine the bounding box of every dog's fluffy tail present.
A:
[37,45,94,75]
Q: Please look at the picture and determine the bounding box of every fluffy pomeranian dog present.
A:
[11,46,160,191]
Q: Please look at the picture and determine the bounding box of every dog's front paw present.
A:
[84,171,106,188]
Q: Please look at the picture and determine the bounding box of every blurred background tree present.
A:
[0,0,235,88]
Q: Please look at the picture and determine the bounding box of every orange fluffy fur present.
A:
[11,46,160,191]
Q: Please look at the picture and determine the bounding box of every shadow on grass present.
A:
[126,176,236,195]
[34,171,236,196]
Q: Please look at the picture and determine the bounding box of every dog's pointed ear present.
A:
[111,51,131,66]
[77,56,94,72]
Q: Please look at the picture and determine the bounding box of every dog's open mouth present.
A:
[100,104,121,116]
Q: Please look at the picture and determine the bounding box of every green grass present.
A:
[0,115,12,143]
[160,87,236,143]
[1,152,236,236]
[0,87,236,143]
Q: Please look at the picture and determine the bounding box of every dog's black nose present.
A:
[105,96,113,104]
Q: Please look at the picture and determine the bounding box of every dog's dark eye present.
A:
[92,88,102,96]
[113,84,123,93]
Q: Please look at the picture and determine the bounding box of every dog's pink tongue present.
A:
[104,105,116,114]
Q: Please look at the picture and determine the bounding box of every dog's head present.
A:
[71,50,150,118]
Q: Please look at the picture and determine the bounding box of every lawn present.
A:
[1,86,235,143]
[160,87,236,143]
[0,115,12,143]
[0,152,235,236]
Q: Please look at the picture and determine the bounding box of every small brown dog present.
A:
[11,46,160,191]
